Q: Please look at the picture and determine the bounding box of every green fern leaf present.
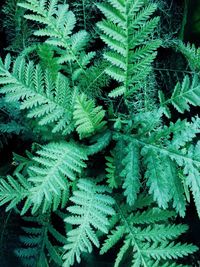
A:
[63,179,115,267]
[0,141,87,214]
[27,141,88,212]
[0,56,74,135]
[159,75,200,117]
[142,242,198,261]
[121,141,141,205]
[16,213,67,266]
[177,41,200,71]
[97,0,161,97]
[101,201,198,267]
[0,173,29,211]
[18,0,92,75]
[114,114,200,217]
[73,93,106,138]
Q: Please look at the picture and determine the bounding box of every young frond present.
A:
[73,93,106,138]
[0,55,74,135]
[159,75,200,117]
[63,179,115,267]
[97,0,161,97]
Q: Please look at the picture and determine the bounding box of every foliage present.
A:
[0,0,199,267]
[97,0,161,97]
[2,0,35,52]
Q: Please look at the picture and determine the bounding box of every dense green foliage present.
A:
[0,0,200,266]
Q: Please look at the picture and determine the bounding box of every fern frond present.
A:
[0,173,29,211]
[86,130,112,155]
[37,44,61,81]
[78,60,111,98]
[142,148,173,209]
[183,141,200,217]
[121,140,141,205]
[97,0,161,97]
[73,93,106,138]
[114,115,200,217]
[63,179,115,267]
[101,202,198,267]
[105,153,118,189]
[16,213,67,266]
[135,224,188,242]
[2,0,34,52]
[70,0,102,32]
[142,241,197,260]
[0,141,87,214]
[100,225,125,255]
[27,141,88,213]
[176,41,200,71]
[0,55,74,135]
[159,75,200,117]
[18,0,92,74]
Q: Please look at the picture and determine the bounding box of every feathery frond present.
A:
[73,93,106,138]
[101,200,197,267]
[97,0,161,97]
[159,75,200,117]
[0,55,74,135]
[16,213,67,266]
[63,179,115,266]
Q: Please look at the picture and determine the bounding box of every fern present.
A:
[2,0,34,52]
[63,179,115,267]
[100,200,197,267]
[159,75,200,117]
[70,0,102,32]
[0,141,88,214]
[0,173,30,211]
[37,44,61,81]
[0,55,74,135]
[0,0,199,266]
[73,93,106,138]
[86,130,112,155]
[176,41,200,71]
[105,153,118,189]
[97,0,161,97]
[78,60,111,98]
[114,114,200,217]
[0,96,33,148]
[18,0,94,75]
[121,140,141,205]
[16,213,67,266]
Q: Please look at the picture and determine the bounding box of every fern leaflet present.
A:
[159,75,200,117]
[73,93,106,138]
[63,179,115,267]
[97,0,161,97]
